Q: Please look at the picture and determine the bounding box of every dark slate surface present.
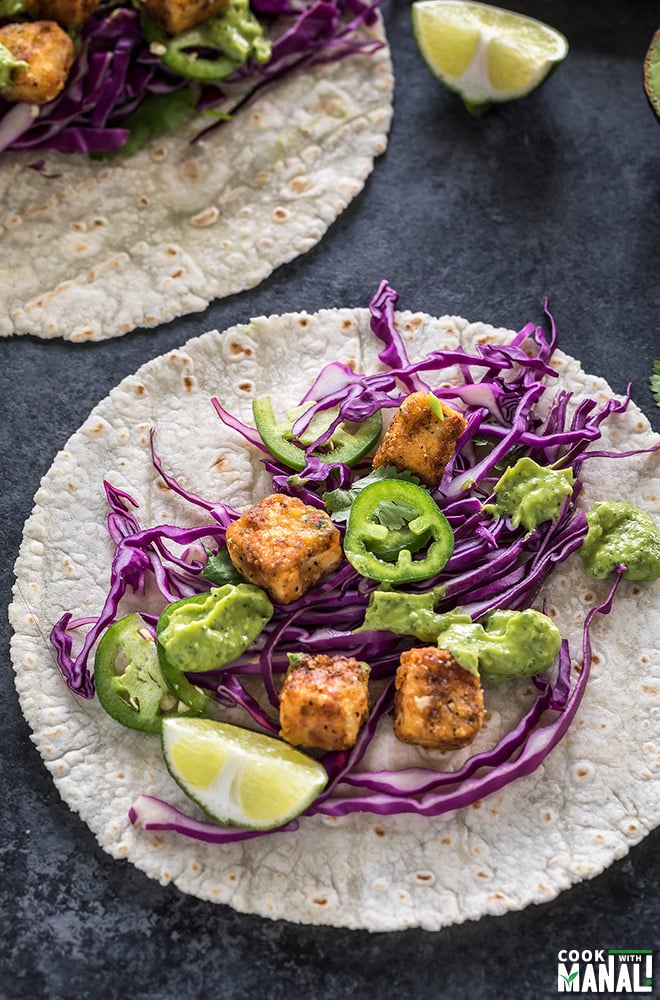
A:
[2,1,659,997]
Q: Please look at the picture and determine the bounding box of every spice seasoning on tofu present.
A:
[24,0,102,30]
[142,0,230,35]
[372,392,468,487]
[279,653,371,751]
[0,20,73,104]
[225,493,342,605]
[393,647,485,751]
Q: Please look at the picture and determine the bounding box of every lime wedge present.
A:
[161,717,328,829]
[411,0,569,115]
[644,27,660,121]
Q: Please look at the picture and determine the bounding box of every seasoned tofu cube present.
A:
[394,646,484,751]
[142,0,230,35]
[372,392,467,487]
[279,653,370,751]
[225,493,342,605]
[0,21,74,105]
[24,0,101,30]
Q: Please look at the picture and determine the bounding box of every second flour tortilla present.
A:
[1,23,392,342]
[9,304,660,930]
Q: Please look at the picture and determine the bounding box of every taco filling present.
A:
[0,0,384,155]
[0,1,392,341]
[43,281,660,848]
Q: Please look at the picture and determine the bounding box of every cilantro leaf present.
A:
[371,499,422,530]
[323,465,421,523]
[201,545,244,586]
[650,360,660,409]
[92,90,196,160]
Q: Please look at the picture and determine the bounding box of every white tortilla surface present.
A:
[0,23,392,342]
[9,306,660,930]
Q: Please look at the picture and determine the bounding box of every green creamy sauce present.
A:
[207,0,271,63]
[151,0,271,83]
[485,457,574,532]
[361,590,561,682]
[361,588,470,645]
[158,583,273,672]
[0,41,27,91]
[580,501,660,581]
[433,609,562,683]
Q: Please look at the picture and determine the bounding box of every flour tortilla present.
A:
[0,25,392,342]
[9,305,660,931]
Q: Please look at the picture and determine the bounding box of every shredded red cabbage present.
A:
[0,0,385,155]
[128,794,299,843]
[50,281,660,840]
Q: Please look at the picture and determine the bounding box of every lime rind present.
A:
[162,717,328,829]
[644,27,660,120]
[412,0,568,114]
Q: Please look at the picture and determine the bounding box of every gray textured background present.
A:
[2,1,659,997]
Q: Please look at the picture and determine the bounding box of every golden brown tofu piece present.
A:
[394,646,484,751]
[24,0,101,30]
[142,0,229,35]
[372,392,467,487]
[0,21,74,105]
[225,493,342,605]
[279,653,370,751]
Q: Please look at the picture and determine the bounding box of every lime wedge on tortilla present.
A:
[162,718,328,829]
[644,27,660,121]
[411,0,568,115]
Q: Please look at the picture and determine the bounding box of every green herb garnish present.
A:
[650,360,660,409]
[323,465,421,523]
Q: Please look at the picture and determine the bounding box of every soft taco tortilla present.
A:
[9,304,660,931]
[0,23,392,342]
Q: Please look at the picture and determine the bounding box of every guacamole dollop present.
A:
[485,457,574,532]
[361,588,470,643]
[361,590,561,682]
[580,501,660,581]
[158,583,273,673]
[434,609,562,683]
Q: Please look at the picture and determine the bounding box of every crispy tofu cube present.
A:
[24,0,101,29]
[394,646,484,751]
[225,493,342,605]
[0,21,74,105]
[279,653,370,751]
[142,0,230,35]
[372,392,467,487]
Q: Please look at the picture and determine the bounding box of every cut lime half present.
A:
[161,717,328,829]
[412,0,569,115]
[644,27,660,121]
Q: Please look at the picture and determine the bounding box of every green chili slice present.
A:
[343,479,454,583]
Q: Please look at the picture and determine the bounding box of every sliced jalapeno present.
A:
[142,0,271,83]
[343,479,454,583]
[252,396,382,472]
[94,614,181,732]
